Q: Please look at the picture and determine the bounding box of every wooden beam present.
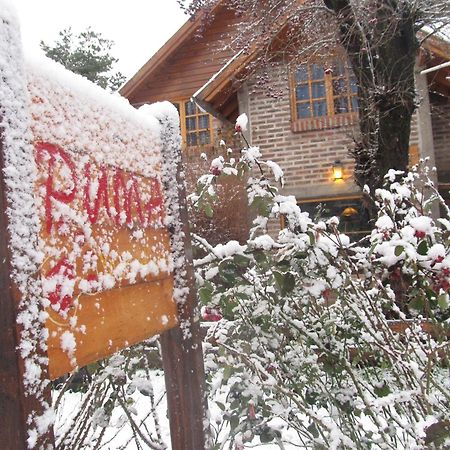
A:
[193,97,232,124]
[158,113,208,450]
[220,95,240,120]
[0,128,54,449]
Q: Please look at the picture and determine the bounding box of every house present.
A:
[120,2,450,240]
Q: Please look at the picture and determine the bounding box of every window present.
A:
[280,197,370,240]
[299,197,369,241]
[408,145,419,168]
[292,61,358,121]
[173,100,213,148]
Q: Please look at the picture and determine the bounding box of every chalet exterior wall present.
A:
[432,101,450,183]
[241,63,447,235]
[121,8,449,242]
[247,64,358,201]
[244,64,435,201]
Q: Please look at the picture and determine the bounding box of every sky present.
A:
[12,0,188,81]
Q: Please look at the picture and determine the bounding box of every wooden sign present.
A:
[1,7,207,449]
[28,71,179,379]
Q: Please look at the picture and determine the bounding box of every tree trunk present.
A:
[324,0,419,196]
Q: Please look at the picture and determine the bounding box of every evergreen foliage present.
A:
[40,28,126,92]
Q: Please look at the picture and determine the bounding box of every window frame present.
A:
[173,99,214,149]
[289,60,359,132]
[280,195,371,239]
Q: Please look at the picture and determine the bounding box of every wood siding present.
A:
[127,6,242,105]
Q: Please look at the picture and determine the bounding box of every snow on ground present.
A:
[54,369,302,449]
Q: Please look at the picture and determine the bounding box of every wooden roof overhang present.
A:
[191,10,304,122]
[192,49,255,123]
[119,0,226,101]
[421,35,450,99]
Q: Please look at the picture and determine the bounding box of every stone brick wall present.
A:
[431,99,450,183]
[243,63,427,235]
[246,64,359,200]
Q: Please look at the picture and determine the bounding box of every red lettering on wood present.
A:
[35,142,77,234]
[113,169,144,225]
[35,142,165,231]
[45,259,75,312]
[84,163,110,224]
[146,178,165,226]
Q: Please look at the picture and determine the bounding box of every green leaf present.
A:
[368,243,377,257]
[233,254,250,267]
[274,271,295,296]
[374,383,391,397]
[307,422,319,438]
[260,430,275,443]
[198,286,213,304]
[218,260,238,283]
[204,203,214,218]
[307,231,316,246]
[394,246,404,256]
[221,297,238,318]
[438,293,449,310]
[252,196,271,217]
[276,259,291,272]
[216,402,226,411]
[273,271,284,291]
[417,240,428,256]
[283,273,296,294]
[229,414,239,431]
[409,295,425,312]
[254,250,269,268]
[305,389,319,405]
[223,365,234,383]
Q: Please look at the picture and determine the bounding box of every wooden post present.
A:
[158,109,208,450]
[0,131,54,449]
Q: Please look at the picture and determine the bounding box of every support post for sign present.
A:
[0,8,55,447]
[0,130,54,449]
[157,107,208,450]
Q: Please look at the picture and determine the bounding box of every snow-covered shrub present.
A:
[53,339,170,449]
[194,128,450,449]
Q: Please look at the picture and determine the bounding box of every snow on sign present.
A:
[1,5,206,449]
[26,63,179,379]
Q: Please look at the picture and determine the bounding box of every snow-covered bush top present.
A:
[192,119,450,449]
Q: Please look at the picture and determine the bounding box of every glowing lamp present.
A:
[332,160,344,181]
[342,206,358,217]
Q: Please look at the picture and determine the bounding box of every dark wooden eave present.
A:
[119,0,226,100]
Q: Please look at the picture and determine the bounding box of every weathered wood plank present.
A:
[159,113,208,450]
[0,128,54,449]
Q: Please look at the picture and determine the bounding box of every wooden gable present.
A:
[121,4,243,106]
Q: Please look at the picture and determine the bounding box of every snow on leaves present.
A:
[191,116,449,448]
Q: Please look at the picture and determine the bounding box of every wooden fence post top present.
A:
[0,3,54,447]
[142,102,208,450]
